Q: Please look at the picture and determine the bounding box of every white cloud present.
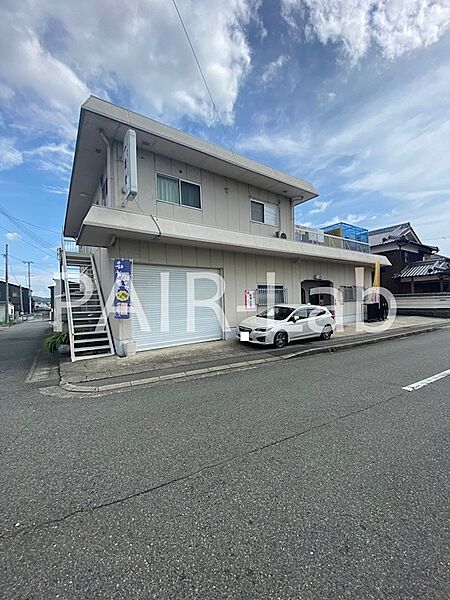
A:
[261,55,290,84]
[0,82,14,101]
[281,0,450,64]
[0,138,23,171]
[308,200,331,214]
[329,64,450,200]
[5,232,21,241]
[0,14,90,139]
[236,129,311,158]
[44,184,69,195]
[315,214,367,228]
[25,143,74,177]
[0,0,259,137]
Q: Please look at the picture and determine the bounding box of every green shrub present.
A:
[44,331,69,353]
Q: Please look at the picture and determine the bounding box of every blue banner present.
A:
[114,259,132,319]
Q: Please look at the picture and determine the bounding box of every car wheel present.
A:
[274,331,288,348]
[321,325,332,340]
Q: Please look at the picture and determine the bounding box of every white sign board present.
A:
[244,289,256,310]
[123,129,138,200]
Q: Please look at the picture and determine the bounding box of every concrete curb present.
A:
[60,323,450,394]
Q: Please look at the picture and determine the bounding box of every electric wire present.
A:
[171,0,239,165]
[0,204,55,250]
[0,224,57,260]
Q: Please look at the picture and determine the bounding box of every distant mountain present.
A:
[32,296,50,303]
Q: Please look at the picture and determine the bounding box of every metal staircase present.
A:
[61,246,115,361]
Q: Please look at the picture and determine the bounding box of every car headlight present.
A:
[254,327,272,332]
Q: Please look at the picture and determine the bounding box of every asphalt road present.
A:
[0,321,449,599]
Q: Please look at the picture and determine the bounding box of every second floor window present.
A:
[250,199,279,226]
[157,173,201,209]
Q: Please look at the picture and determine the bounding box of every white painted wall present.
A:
[91,237,371,346]
[108,142,294,240]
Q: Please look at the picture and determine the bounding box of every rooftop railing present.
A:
[294,226,370,254]
[63,238,79,253]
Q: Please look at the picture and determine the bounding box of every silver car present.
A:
[237,304,335,348]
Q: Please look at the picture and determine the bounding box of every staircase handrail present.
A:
[60,240,76,361]
[90,254,115,354]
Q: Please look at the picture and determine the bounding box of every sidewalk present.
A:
[59,316,449,393]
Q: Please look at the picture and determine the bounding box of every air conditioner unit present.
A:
[275,231,287,239]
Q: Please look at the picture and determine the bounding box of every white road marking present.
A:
[402,369,450,392]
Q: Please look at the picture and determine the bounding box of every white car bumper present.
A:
[237,328,275,345]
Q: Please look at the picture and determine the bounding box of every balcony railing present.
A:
[294,226,370,254]
[63,238,79,253]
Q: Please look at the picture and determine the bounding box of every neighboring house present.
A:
[395,255,450,293]
[0,281,32,317]
[369,222,439,294]
[61,96,389,359]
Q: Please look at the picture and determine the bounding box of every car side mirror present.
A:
[291,315,300,323]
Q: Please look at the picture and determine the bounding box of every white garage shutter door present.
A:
[132,265,224,351]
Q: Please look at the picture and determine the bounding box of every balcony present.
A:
[294,224,370,254]
[75,205,386,266]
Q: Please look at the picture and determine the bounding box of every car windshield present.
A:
[257,306,294,320]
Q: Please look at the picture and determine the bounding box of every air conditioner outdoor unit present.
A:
[275,231,287,239]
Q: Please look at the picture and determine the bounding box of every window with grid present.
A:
[339,285,356,302]
[250,199,279,226]
[257,284,287,305]
[157,173,201,209]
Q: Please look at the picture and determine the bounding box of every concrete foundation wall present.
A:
[395,294,450,319]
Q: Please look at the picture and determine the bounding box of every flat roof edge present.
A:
[81,96,318,196]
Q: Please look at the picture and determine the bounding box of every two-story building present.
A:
[61,96,389,360]
[369,222,440,294]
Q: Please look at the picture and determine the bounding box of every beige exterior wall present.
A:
[91,237,372,347]
[107,142,294,240]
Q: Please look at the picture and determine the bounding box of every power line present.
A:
[7,258,19,286]
[9,255,56,275]
[0,203,55,250]
[14,218,60,235]
[171,0,239,164]
[0,224,57,260]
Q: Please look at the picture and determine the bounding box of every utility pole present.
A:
[19,283,24,314]
[23,260,33,314]
[4,244,9,325]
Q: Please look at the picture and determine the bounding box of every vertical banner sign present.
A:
[244,289,256,310]
[114,259,132,319]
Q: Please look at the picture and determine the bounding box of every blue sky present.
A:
[1,0,450,295]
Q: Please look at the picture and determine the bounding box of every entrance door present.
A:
[301,279,334,307]
[132,265,223,351]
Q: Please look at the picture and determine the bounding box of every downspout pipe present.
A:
[99,130,112,207]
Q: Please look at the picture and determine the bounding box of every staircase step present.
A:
[67,258,92,263]
[74,330,107,336]
[72,315,105,321]
[74,337,108,345]
[70,293,99,297]
[72,300,102,310]
[74,344,112,353]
